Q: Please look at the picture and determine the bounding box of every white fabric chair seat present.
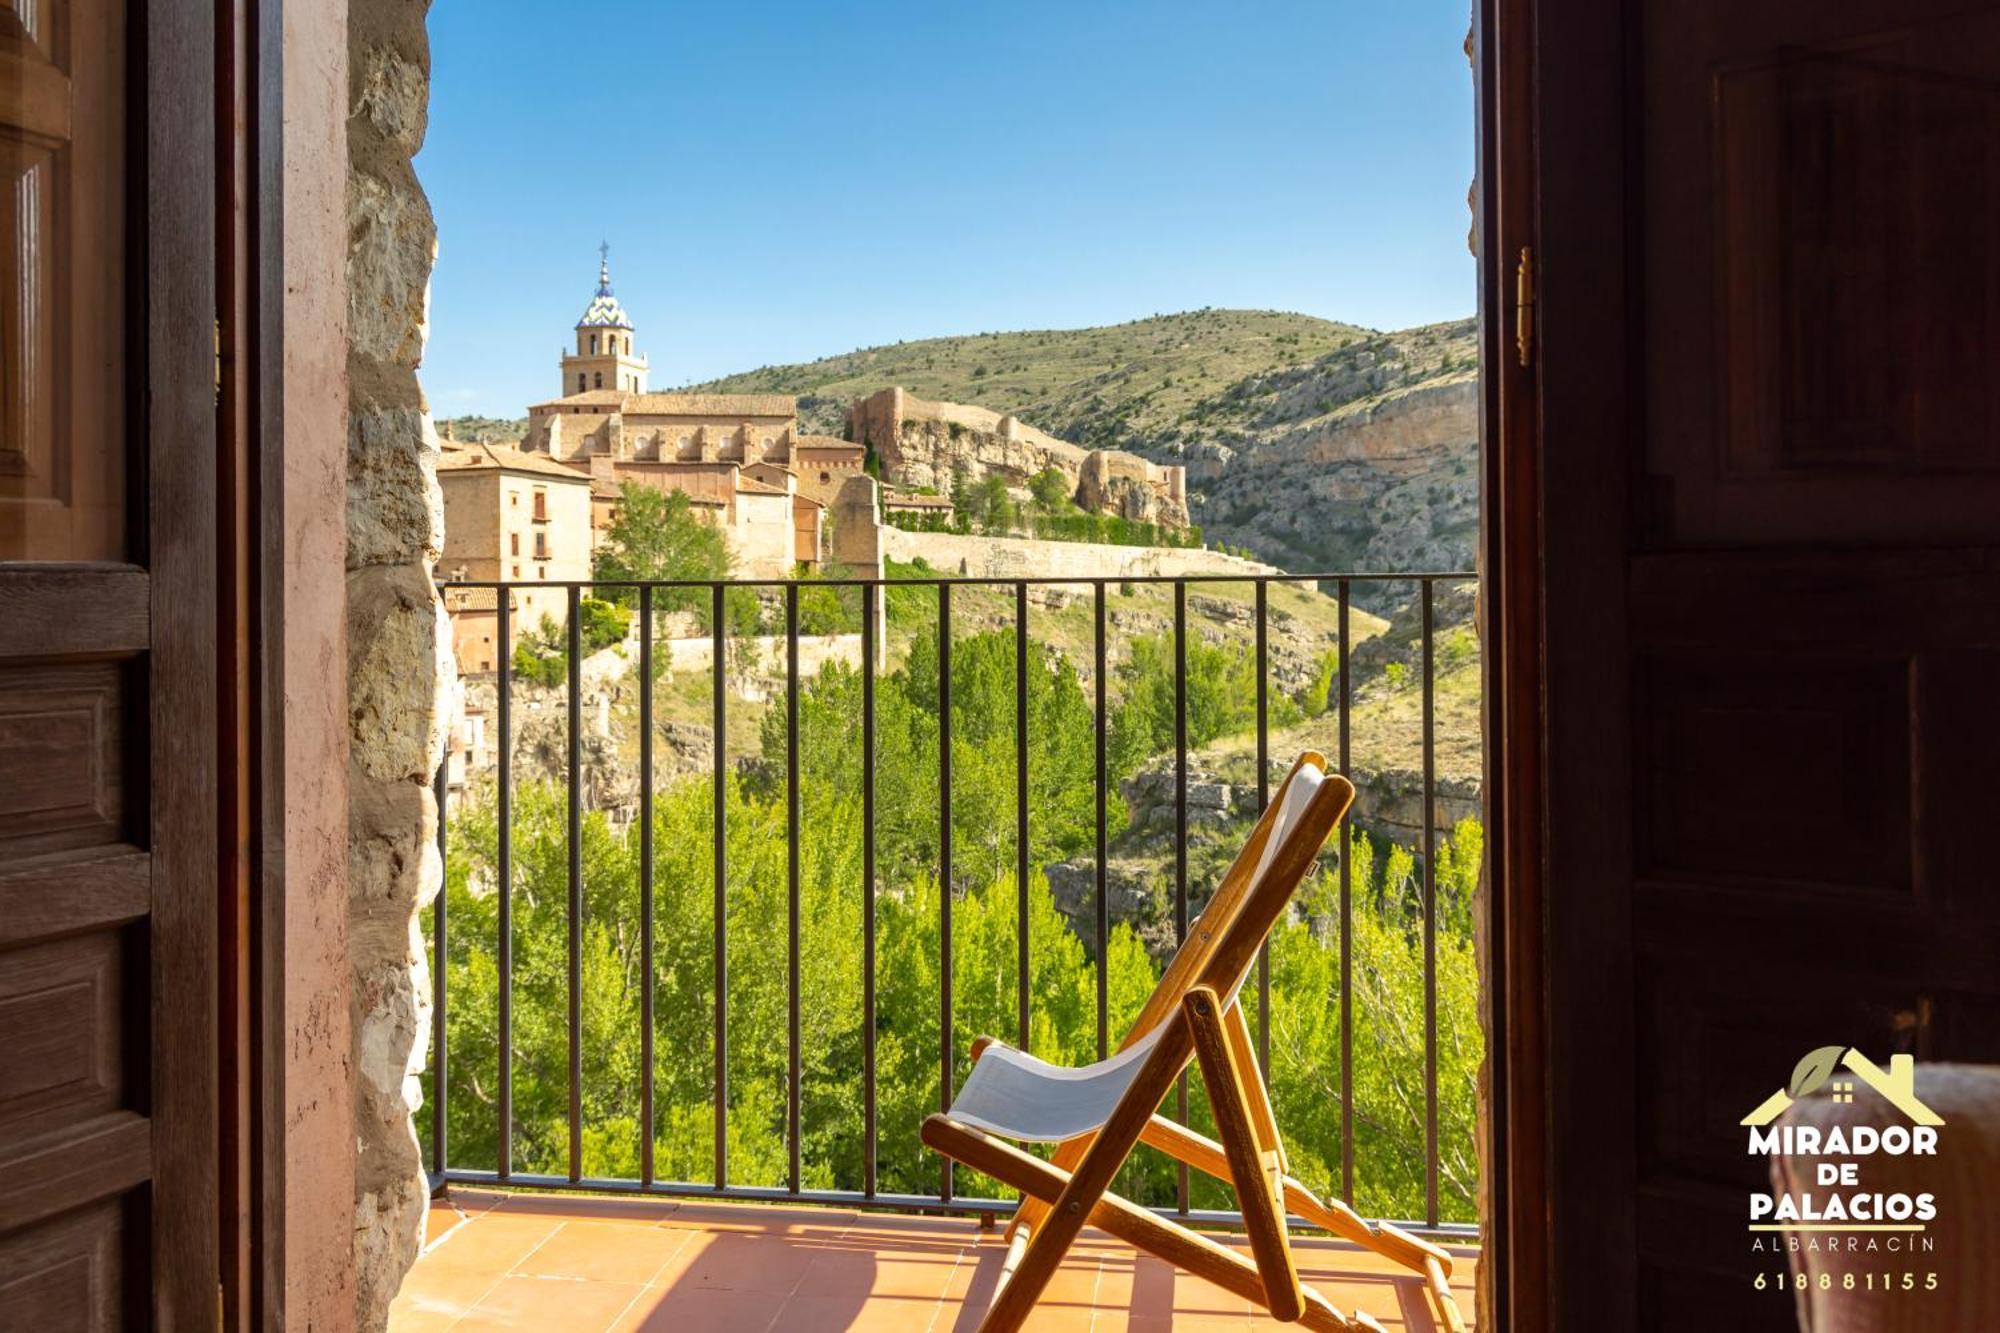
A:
[945,1026,1170,1143]
[941,761,1325,1144]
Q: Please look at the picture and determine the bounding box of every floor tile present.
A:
[418,1213,565,1276]
[778,1291,943,1332]
[454,1275,649,1331]
[790,1249,964,1299]
[674,1228,819,1293]
[512,1220,684,1285]
[388,1263,502,1332]
[609,1284,791,1332]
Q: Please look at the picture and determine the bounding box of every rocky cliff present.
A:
[1181,374,1477,575]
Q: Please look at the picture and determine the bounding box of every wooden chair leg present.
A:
[1185,986,1303,1322]
[1222,1000,1288,1174]
[923,1116,1381,1333]
[1425,1254,1468,1333]
[1134,1116,1419,1267]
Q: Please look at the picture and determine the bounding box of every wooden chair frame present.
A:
[923,753,1468,1332]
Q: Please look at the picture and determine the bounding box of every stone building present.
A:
[518,254,867,577]
[436,440,593,673]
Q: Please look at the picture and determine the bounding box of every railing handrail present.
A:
[426,567,1481,1239]
[436,570,1477,591]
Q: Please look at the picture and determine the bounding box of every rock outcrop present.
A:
[850,387,1191,530]
[1173,369,1478,581]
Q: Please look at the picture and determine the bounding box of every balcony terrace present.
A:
[414,571,1480,1329]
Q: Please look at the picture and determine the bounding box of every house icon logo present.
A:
[1742,1046,1944,1129]
[1741,1046,1946,1258]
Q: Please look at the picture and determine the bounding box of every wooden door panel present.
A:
[0,1198,132,1330]
[0,928,130,1138]
[1632,651,1915,897]
[0,0,215,1321]
[1642,1,2000,546]
[1624,561,1996,1323]
[0,659,131,859]
[0,0,131,563]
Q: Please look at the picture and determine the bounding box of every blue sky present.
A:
[418,2,1475,417]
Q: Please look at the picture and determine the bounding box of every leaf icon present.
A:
[1788,1045,1850,1098]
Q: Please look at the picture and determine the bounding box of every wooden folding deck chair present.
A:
[923,752,1467,1333]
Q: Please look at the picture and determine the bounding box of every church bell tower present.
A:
[560,243,649,397]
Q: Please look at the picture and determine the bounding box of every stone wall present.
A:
[346,0,448,1327]
[849,386,1191,529]
[880,526,1278,581]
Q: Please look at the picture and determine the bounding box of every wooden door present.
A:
[1508,0,2000,1327]
[0,0,218,1325]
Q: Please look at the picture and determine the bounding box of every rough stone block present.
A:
[347,168,436,368]
[347,564,448,784]
[348,404,443,568]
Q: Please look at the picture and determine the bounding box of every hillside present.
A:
[691,309,1369,439]
[441,307,1479,579]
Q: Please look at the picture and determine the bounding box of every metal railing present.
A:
[426,570,1478,1236]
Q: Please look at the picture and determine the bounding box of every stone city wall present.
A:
[880,526,1278,581]
[849,387,1188,529]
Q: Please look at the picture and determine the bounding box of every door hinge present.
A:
[1514,247,1536,369]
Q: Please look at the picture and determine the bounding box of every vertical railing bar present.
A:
[639,586,656,1187]
[565,585,582,1183]
[1173,579,1189,1216]
[1254,579,1270,1070]
[431,758,447,1176]
[1015,581,1030,1053]
[496,593,512,1181]
[785,583,802,1196]
[1421,579,1439,1228]
[1338,579,1354,1205]
[1094,581,1108,1061]
[862,585,878,1198]
[938,581,954,1204]
[711,582,728,1191]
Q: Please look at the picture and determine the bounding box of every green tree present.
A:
[592,483,731,615]
[510,598,629,688]
[1027,467,1072,513]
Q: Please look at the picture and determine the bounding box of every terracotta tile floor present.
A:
[390,1190,1477,1332]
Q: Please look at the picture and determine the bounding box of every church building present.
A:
[519,249,868,578]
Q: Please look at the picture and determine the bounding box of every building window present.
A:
[589,334,599,354]
[594,372,603,389]
[536,566,546,579]
[577,373,586,392]
[532,488,548,521]
[624,336,631,354]
[511,564,521,578]
[510,533,520,555]
[534,532,549,560]
[820,471,830,483]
